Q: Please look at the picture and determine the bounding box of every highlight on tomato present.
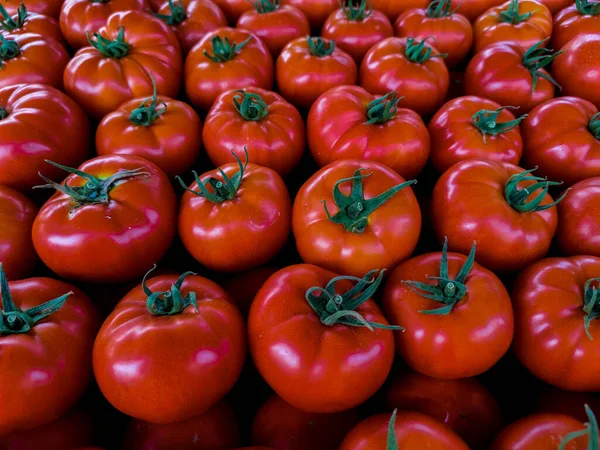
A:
[281,0,337,29]
[552,0,600,51]
[0,2,63,43]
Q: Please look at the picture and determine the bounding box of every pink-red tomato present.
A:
[552,0,600,50]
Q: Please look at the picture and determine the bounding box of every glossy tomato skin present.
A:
[0,278,98,434]
[2,0,62,18]
[0,84,90,191]
[64,10,182,120]
[450,0,505,22]
[203,87,304,177]
[0,9,63,43]
[32,155,177,284]
[184,27,273,112]
[307,85,430,179]
[371,0,429,21]
[249,264,396,413]
[360,37,449,117]
[429,96,524,173]
[224,266,278,316]
[210,0,252,24]
[552,3,600,50]
[281,0,337,29]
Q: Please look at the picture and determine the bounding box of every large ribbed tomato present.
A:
[552,0,600,50]
[0,2,63,43]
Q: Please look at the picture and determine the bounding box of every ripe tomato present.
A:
[521,97,600,185]
[225,266,278,316]
[394,0,473,68]
[281,0,337,29]
[428,96,526,173]
[431,160,565,272]
[64,10,182,120]
[536,0,572,14]
[276,36,357,111]
[552,0,600,50]
[321,0,393,64]
[371,0,429,21]
[307,86,430,179]
[32,155,177,284]
[0,3,63,43]
[184,27,273,112]
[203,88,304,176]
[513,256,600,391]
[360,37,449,117]
[210,0,252,24]
[2,0,61,18]
[293,159,421,278]
[249,265,398,413]
[449,0,504,22]
[0,266,98,434]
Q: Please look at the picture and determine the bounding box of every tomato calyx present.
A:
[365,92,402,124]
[559,405,599,449]
[404,37,447,64]
[232,90,268,121]
[0,35,20,64]
[589,112,600,140]
[0,263,72,335]
[203,35,252,63]
[307,36,336,57]
[576,0,600,15]
[142,265,199,316]
[87,26,129,59]
[0,106,7,120]
[0,2,27,32]
[426,0,457,18]
[582,278,600,339]
[498,0,532,24]
[522,40,563,93]
[129,74,167,127]
[471,106,527,144]
[504,167,568,213]
[249,0,279,13]
[154,0,186,26]
[322,168,417,234]
[387,409,398,450]
[340,0,372,21]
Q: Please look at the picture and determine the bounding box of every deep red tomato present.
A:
[0,83,90,192]
[535,386,600,423]
[371,0,429,21]
[64,10,182,120]
[521,97,600,185]
[184,27,273,112]
[307,86,430,179]
[225,266,278,316]
[2,0,61,18]
[281,0,337,29]
[552,0,600,50]
[431,159,564,272]
[321,0,393,64]
[178,152,291,273]
[0,2,63,43]
[0,267,98,434]
[293,159,421,278]
[360,36,449,117]
[394,0,473,68]
[210,0,252,24]
[249,264,398,413]
[203,87,304,176]
[276,36,357,111]
[32,155,177,284]
[428,96,526,173]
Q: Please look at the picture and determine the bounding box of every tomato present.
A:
[371,0,429,22]
[0,3,63,43]
[307,86,430,179]
[428,96,526,173]
[293,159,421,278]
[552,0,600,51]
[0,266,98,434]
[0,84,90,192]
[203,88,304,176]
[360,37,449,117]
[184,27,273,112]
[281,0,337,29]
[251,395,359,450]
[249,264,398,413]
[394,0,473,68]
[178,151,292,273]
[536,0,572,14]
[521,97,600,185]
[321,0,393,64]
[32,155,177,284]
[59,0,147,50]
[449,0,504,22]
[464,40,560,113]
[210,0,252,24]
[225,266,278,316]
[276,36,357,111]
[96,78,202,179]
[64,10,182,120]
[2,0,61,18]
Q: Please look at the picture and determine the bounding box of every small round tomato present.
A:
[0,266,98,434]
[184,27,273,112]
[360,36,449,117]
[552,0,600,51]
[249,265,398,413]
[203,88,304,176]
[449,0,505,22]
[210,0,252,24]
[429,96,526,173]
[225,266,278,316]
[32,155,177,284]
[321,0,393,64]
[2,0,62,18]
[0,3,63,43]
[281,0,337,29]
[307,86,430,179]
[371,0,429,22]
[394,0,473,68]
[276,36,357,111]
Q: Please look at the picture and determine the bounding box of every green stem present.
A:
[582,278,600,340]
[154,0,186,26]
[559,405,599,450]
[426,0,456,17]
[404,37,447,63]
[522,39,564,93]
[203,35,252,63]
[0,106,7,120]
[232,90,268,121]
[89,0,110,3]
[504,167,568,213]
[249,0,279,13]
[307,36,335,57]
[498,0,532,23]
[87,26,129,58]
[142,265,198,316]
[471,106,527,144]
[0,2,26,31]
[589,113,600,140]
[576,0,600,15]
[129,73,167,127]
[364,92,402,125]
[387,409,398,450]
[339,0,372,20]
[0,35,20,66]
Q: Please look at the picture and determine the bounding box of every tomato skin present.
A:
[2,0,61,18]
[210,0,253,24]
[224,266,278,316]
[281,0,337,29]
[307,86,430,179]
[32,155,177,284]
[371,0,429,21]
[1,9,63,44]
[0,84,90,192]
[552,3,600,50]
[449,0,504,22]
[276,37,357,111]
[248,264,396,413]
[537,0,572,14]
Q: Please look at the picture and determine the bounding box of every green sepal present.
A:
[142,265,198,316]
[232,90,268,121]
[87,26,129,58]
[364,92,402,125]
[471,106,527,143]
[0,2,27,31]
[582,278,600,340]
[0,35,20,67]
[588,112,600,140]
[307,36,335,57]
[558,404,599,450]
[498,0,532,24]
[203,35,252,63]
[154,0,186,26]
[249,0,279,13]
[504,167,568,213]
[576,0,600,15]
[387,409,398,450]
[426,0,457,17]
[404,37,447,63]
[129,73,167,127]
[340,0,372,20]
[522,39,564,93]
[0,106,7,120]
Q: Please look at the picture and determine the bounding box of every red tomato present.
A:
[537,0,572,14]
[293,159,421,278]
[307,86,430,179]
[360,36,449,117]
[281,0,337,29]
[449,0,504,22]
[178,152,292,273]
[184,27,273,112]
[203,88,304,176]
[64,10,182,120]
[371,0,429,21]
[521,97,600,185]
[0,84,90,192]
[210,0,252,24]
[0,3,63,43]
[2,0,61,18]
[321,0,393,64]
[0,267,98,434]
[394,0,473,68]
[552,0,600,50]
[428,96,526,173]
[431,160,564,272]
[276,36,357,110]
[224,266,278,316]
[32,155,177,284]
[248,264,398,413]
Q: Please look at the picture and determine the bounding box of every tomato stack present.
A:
[1,0,600,448]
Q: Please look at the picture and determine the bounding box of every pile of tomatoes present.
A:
[1,0,600,447]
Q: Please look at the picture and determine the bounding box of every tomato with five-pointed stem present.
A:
[552,0,600,51]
